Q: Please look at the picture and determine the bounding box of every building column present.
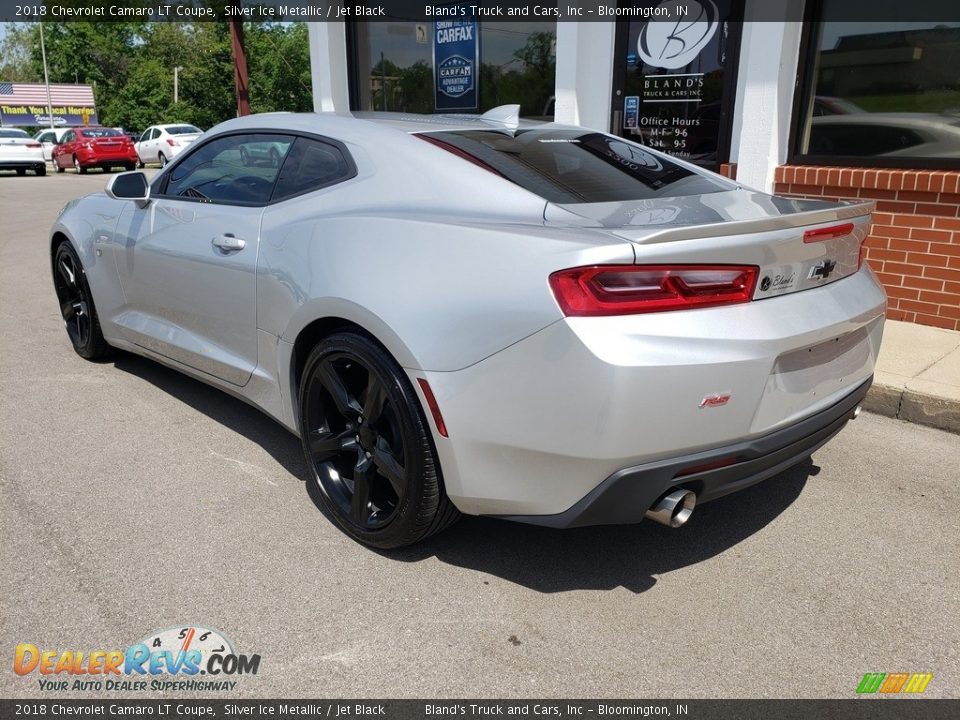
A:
[729,0,803,191]
[554,22,616,132]
[308,22,351,112]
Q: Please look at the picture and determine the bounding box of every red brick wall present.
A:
[774,166,960,331]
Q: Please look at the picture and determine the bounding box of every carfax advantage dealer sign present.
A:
[432,5,479,111]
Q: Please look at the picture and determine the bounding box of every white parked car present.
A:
[33,127,71,162]
[0,128,46,176]
[135,123,203,167]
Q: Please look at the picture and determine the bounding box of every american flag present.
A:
[0,82,96,105]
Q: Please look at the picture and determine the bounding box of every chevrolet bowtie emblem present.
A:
[809,259,837,280]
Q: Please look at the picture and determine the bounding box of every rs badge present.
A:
[699,393,731,408]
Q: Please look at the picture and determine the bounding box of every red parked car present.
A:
[52,127,139,174]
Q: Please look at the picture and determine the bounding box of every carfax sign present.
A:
[433,10,479,111]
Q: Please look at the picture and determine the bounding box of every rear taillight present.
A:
[26,142,41,148]
[166,138,178,147]
[549,265,759,316]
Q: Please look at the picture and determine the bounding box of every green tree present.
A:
[245,22,313,114]
[0,23,36,82]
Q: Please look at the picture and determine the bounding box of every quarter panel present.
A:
[259,204,634,372]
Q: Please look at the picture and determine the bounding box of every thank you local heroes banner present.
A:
[0,105,98,127]
[433,6,479,111]
[0,82,97,127]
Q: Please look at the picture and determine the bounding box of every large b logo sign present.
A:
[637,0,720,70]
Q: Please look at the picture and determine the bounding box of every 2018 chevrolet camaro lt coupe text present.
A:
[49,107,886,548]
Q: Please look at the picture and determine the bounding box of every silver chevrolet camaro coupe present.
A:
[50,106,886,548]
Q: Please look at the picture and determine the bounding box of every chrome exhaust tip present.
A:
[645,488,697,528]
[851,405,862,420]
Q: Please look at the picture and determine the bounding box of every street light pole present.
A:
[39,23,55,129]
[174,66,183,104]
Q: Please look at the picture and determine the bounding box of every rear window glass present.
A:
[420,129,729,204]
[0,129,29,138]
[80,128,123,138]
[167,125,201,135]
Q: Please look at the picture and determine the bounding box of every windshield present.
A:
[167,125,201,135]
[0,129,29,138]
[420,129,729,204]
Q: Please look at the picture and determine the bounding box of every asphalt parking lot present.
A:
[1,169,958,699]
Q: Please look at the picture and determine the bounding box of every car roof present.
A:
[155,123,200,130]
[209,108,569,141]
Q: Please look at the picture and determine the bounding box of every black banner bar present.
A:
[1,0,960,23]
[1,700,959,720]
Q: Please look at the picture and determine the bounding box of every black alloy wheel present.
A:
[52,243,111,360]
[299,332,458,548]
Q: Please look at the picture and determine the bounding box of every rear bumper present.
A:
[77,150,138,165]
[415,268,885,518]
[0,158,44,169]
[498,375,871,528]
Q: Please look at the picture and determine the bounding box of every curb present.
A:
[864,383,960,435]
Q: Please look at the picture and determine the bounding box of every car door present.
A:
[112,132,295,386]
[36,131,56,161]
[53,130,75,169]
[136,128,152,163]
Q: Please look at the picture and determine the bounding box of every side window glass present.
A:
[150,129,160,140]
[159,133,294,205]
[140,129,152,143]
[63,132,74,143]
[272,137,354,201]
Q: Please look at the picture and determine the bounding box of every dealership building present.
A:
[304,0,960,331]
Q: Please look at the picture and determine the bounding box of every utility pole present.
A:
[229,19,251,117]
[39,23,54,129]
[174,66,183,104]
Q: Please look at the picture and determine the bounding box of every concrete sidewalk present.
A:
[865,319,960,434]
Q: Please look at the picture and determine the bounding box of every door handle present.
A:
[212,234,245,252]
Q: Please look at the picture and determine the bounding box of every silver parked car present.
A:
[49,108,886,548]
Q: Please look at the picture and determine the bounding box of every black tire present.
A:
[158,152,167,168]
[16,168,26,176]
[52,242,112,360]
[299,332,459,548]
[73,155,87,174]
[137,158,145,169]
[55,159,65,173]
[36,165,46,176]
[125,163,135,171]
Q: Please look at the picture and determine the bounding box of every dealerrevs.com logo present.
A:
[14,625,261,692]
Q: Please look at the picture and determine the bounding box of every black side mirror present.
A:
[105,171,150,208]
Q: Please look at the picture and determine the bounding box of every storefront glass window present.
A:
[796,3,960,165]
[351,21,556,117]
